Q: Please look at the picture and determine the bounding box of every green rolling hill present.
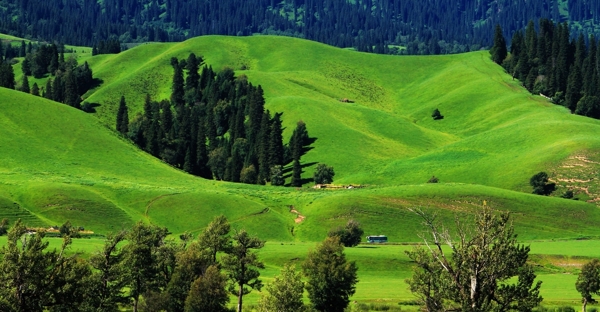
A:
[1,35,600,245]
[80,36,600,191]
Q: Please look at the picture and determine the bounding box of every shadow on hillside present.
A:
[81,102,101,113]
[90,78,103,89]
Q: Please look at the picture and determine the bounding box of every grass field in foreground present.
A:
[0,236,594,309]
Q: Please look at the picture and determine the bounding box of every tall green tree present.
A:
[258,264,306,312]
[198,215,231,264]
[166,236,213,312]
[116,95,129,135]
[0,220,90,312]
[576,96,600,119]
[303,236,358,312]
[20,74,30,93]
[122,222,170,312]
[405,207,542,311]
[290,159,302,187]
[0,62,15,89]
[44,78,53,100]
[490,24,507,65]
[184,265,230,312]
[313,163,335,184]
[327,219,364,247]
[171,57,185,110]
[576,259,600,312]
[84,231,129,312]
[566,64,583,111]
[31,82,39,96]
[222,229,265,312]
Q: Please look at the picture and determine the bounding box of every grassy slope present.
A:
[82,36,600,193]
[1,85,600,243]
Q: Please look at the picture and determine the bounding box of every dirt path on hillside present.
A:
[145,193,180,217]
[290,206,305,223]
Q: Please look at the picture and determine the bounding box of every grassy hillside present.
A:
[1,87,600,244]
[80,36,600,195]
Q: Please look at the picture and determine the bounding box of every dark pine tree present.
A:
[44,78,53,100]
[171,57,185,111]
[0,62,15,89]
[31,82,39,96]
[490,24,507,65]
[116,95,129,135]
[20,74,30,93]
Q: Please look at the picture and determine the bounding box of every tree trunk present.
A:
[134,295,139,312]
[237,283,243,312]
[583,297,587,312]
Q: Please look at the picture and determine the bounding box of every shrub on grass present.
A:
[327,220,364,247]
[432,108,444,120]
[530,172,555,195]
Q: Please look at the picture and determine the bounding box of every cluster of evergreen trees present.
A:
[1,0,598,55]
[493,19,600,119]
[0,43,94,109]
[26,44,94,109]
[92,38,122,55]
[119,53,311,186]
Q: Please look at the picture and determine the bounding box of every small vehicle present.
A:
[366,235,387,243]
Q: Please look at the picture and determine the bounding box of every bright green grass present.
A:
[2,86,600,242]
[79,36,600,193]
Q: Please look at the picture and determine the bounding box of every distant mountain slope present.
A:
[82,35,600,193]
[0,0,598,54]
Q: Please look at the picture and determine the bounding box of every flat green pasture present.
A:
[1,236,595,307]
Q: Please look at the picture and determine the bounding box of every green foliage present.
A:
[0,219,91,312]
[116,95,129,135]
[0,218,7,236]
[530,172,556,196]
[122,221,170,312]
[198,215,231,264]
[222,229,265,312]
[576,96,600,119]
[561,190,575,199]
[84,231,129,311]
[303,236,358,312]
[270,165,285,186]
[490,24,508,65]
[258,264,306,312]
[406,207,542,311]
[576,259,600,312]
[327,219,364,247]
[0,62,15,89]
[184,265,230,312]
[313,163,335,184]
[431,108,443,120]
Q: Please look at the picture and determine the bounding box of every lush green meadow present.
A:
[2,35,600,306]
[0,235,595,309]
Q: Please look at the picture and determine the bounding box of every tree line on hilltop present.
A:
[492,19,600,119]
[117,53,313,186]
[1,0,600,55]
